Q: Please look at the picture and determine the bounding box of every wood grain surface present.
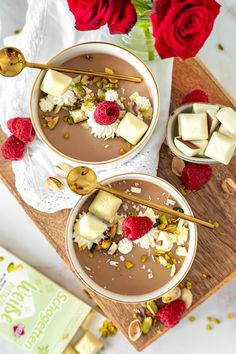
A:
[0,57,235,351]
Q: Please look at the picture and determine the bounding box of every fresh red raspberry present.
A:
[1,135,25,161]
[94,101,120,125]
[181,163,212,190]
[182,90,209,104]
[122,216,153,241]
[156,300,186,328]
[7,118,35,143]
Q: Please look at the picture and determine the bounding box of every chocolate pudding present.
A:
[73,179,189,296]
[38,53,154,162]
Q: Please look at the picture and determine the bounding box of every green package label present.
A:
[0,247,91,354]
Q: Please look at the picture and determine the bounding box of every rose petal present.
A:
[108,0,137,34]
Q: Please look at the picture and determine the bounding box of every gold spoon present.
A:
[67,166,214,229]
[0,47,142,83]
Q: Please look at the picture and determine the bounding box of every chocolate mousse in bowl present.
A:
[66,174,197,303]
[30,43,159,168]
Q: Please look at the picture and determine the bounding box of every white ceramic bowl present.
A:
[66,173,197,304]
[30,42,159,169]
[167,102,236,164]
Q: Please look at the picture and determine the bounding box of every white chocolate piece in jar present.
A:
[207,110,219,135]
[189,139,208,157]
[89,190,122,223]
[40,70,72,97]
[174,137,201,157]
[116,112,148,145]
[192,103,219,113]
[70,109,87,123]
[218,124,236,140]
[178,113,208,141]
[74,213,107,241]
[216,107,236,134]
[205,132,236,164]
[74,330,103,354]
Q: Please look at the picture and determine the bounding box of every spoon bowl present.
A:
[67,166,98,195]
[0,47,25,77]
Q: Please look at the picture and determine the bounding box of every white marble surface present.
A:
[0,0,235,353]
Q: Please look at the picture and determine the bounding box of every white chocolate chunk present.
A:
[189,139,208,157]
[63,345,78,354]
[108,242,118,255]
[207,110,219,135]
[178,116,182,136]
[74,213,107,241]
[218,124,236,140]
[176,246,188,256]
[131,186,141,194]
[40,70,72,97]
[192,103,219,113]
[81,310,97,331]
[89,190,122,223]
[116,112,148,145]
[205,132,236,164]
[174,137,201,157]
[70,109,87,123]
[74,331,103,354]
[156,231,176,252]
[216,107,236,134]
[179,113,208,141]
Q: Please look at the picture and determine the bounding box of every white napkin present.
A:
[0,0,173,213]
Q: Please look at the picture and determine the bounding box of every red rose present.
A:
[151,0,220,60]
[67,0,137,34]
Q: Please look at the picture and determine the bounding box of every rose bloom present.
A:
[67,0,137,34]
[151,0,220,60]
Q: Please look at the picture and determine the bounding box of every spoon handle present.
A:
[98,184,214,229]
[25,62,142,83]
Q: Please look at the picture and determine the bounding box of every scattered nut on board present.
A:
[128,319,142,341]
[171,156,185,176]
[45,176,64,191]
[180,287,193,309]
[55,162,73,178]
[221,178,236,195]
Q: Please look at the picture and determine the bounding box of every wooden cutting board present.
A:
[0,57,236,351]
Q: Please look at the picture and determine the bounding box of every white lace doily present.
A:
[0,0,173,213]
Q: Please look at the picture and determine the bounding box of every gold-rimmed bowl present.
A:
[66,173,197,304]
[30,42,159,168]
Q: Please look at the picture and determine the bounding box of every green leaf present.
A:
[132,0,152,16]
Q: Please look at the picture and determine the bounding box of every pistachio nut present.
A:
[146,301,158,316]
[142,317,152,334]
[171,156,185,177]
[128,320,142,341]
[180,287,193,309]
[221,178,236,195]
[45,176,64,191]
[55,163,72,178]
[162,286,181,303]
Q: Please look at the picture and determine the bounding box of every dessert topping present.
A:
[162,286,181,304]
[54,162,72,178]
[142,317,152,334]
[122,216,153,241]
[221,178,236,194]
[94,101,120,125]
[105,89,119,102]
[118,238,133,254]
[45,176,64,191]
[182,89,209,104]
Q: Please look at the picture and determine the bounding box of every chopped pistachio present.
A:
[227,313,233,319]
[165,225,177,233]
[154,256,160,263]
[101,239,112,250]
[42,123,47,128]
[128,211,138,217]
[189,316,196,322]
[159,152,165,158]
[157,224,166,230]
[92,76,101,83]
[48,116,59,129]
[125,261,134,269]
[68,117,74,125]
[116,267,121,272]
[206,324,212,331]
[62,116,69,122]
[102,78,108,84]
[81,75,89,85]
[164,254,170,261]
[186,281,192,290]
[133,313,137,319]
[213,221,219,228]
[119,147,125,155]
[73,83,86,99]
[171,258,177,264]
[64,133,69,139]
[141,255,148,263]
[99,321,117,337]
[214,319,220,324]
[159,214,168,225]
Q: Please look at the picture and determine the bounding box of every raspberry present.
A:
[94,101,120,125]
[182,90,209,104]
[122,216,153,241]
[7,118,35,143]
[181,163,212,190]
[1,135,25,161]
[156,300,186,328]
